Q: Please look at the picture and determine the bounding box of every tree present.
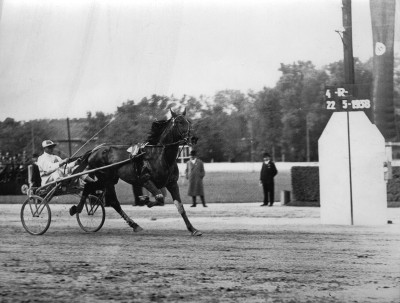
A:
[104,100,147,145]
[192,115,226,162]
[0,118,53,157]
[102,95,176,145]
[276,61,329,161]
[276,62,309,161]
[254,87,282,160]
[84,111,112,143]
[175,95,205,120]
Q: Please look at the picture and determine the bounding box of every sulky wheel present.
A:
[76,194,105,232]
[20,195,51,235]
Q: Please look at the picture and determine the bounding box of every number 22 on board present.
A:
[326,100,336,110]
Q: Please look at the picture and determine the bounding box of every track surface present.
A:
[0,203,399,303]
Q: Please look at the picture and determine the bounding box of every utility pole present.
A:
[306,115,310,162]
[31,122,35,155]
[66,118,72,157]
[342,0,355,86]
[342,0,355,225]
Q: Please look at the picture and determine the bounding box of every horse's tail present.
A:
[69,143,107,170]
[70,143,103,172]
[70,150,92,175]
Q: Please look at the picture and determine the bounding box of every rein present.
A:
[145,139,188,148]
[142,141,186,163]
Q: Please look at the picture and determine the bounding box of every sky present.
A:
[0,0,398,121]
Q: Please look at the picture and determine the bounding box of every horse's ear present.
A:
[182,108,186,116]
[170,108,177,118]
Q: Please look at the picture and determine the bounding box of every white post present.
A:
[319,112,387,225]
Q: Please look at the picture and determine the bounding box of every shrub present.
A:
[291,166,320,202]
[387,167,400,201]
[292,166,400,203]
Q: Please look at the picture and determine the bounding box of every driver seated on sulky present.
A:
[37,140,77,185]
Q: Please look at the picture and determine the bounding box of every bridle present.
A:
[171,114,192,144]
[146,114,192,148]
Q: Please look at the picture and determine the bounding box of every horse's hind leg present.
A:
[112,202,144,233]
[166,182,202,236]
[106,185,143,232]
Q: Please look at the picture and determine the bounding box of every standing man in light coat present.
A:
[185,150,207,207]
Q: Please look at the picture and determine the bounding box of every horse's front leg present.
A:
[106,185,143,232]
[166,181,202,236]
[142,180,165,208]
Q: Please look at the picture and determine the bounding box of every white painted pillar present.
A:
[319,112,387,225]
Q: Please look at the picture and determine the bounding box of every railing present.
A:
[177,145,191,163]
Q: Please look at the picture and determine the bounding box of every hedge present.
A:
[387,167,400,201]
[291,166,320,202]
[292,166,400,202]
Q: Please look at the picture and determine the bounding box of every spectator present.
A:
[185,150,207,207]
[259,152,278,206]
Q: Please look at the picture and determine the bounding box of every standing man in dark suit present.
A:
[260,153,278,206]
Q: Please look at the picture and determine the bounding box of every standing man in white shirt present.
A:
[37,140,71,185]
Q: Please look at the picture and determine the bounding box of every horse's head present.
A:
[167,108,198,146]
[148,108,199,146]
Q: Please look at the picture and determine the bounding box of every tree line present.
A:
[2,58,399,162]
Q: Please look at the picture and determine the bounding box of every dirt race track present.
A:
[0,203,399,303]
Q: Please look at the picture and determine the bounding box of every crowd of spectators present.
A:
[0,151,29,188]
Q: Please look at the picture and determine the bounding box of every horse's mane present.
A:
[146,119,171,144]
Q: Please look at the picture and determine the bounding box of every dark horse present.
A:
[70,109,202,236]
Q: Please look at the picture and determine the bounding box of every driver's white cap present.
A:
[42,140,57,148]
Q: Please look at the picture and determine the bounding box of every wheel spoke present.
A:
[21,196,51,235]
[77,194,105,232]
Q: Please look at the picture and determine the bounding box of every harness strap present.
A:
[145,139,188,148]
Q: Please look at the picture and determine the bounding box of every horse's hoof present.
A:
[133,225,144,233]
[69,205,77,216]
[146,201,164,208]
[139,195,150,203]
[191,230,202,236]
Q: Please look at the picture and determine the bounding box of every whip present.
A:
[69,116,116,160]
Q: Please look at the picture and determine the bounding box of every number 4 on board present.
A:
[325,89,332,99]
